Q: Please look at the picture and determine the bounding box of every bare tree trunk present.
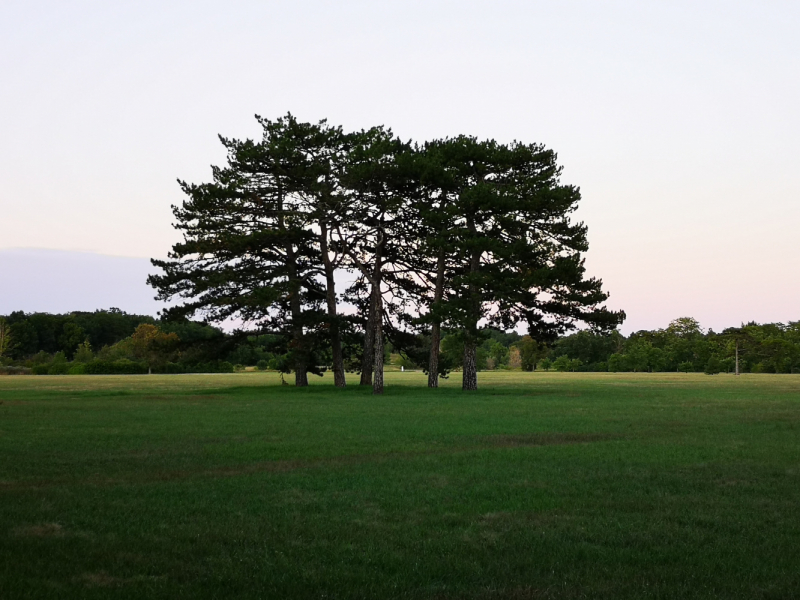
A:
[294,362,309,386]
[461,243,481,391]
[288,294,309,388]
[373,289,384,395]
[428,324,441,388]
[360,289,375,386]
[277,186,308,387]
[288,268,308,387]
[428,247,446,388]
[360,234,385,387]
[320,223,346,387]
[286,246,308,387]
[462,339,477,391]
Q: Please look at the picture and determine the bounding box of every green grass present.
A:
[1,371,799,599]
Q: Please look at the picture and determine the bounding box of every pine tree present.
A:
[149,114,325,386]
[336,127,415,394]
[420,137,624,390]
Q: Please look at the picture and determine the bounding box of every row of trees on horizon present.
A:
[2,311,798,377]
[147,113,624,392]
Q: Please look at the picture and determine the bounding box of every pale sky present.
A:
[1,0,798,333]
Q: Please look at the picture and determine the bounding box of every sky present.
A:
[1,0,798,333]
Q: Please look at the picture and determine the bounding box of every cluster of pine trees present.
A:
[149,114,624,392]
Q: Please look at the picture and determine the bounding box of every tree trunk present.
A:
[288,273,308,387]
[360,289,375,386]
[428,246,446,388]
[373,288,384,395]
[461,242,481,392]
[286,242,308,387]
[360,233,385,386]
[462,339,478,391]
[278,186,308,387]
[320,223,346,387]
[294,364,309,386]
[428,324,441,388]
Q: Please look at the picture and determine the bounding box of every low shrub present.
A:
[48,363,71,375]
[704,357,721,375]
[552,356,570,372]
[0,366,32,375]
[31,359,235,376]
[192,361,234,373]
[83,359,148,375]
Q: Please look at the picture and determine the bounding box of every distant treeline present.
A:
[1,310,797,376]
[0,309,236,375]
[428,317,800,375]
[546,317,800,374]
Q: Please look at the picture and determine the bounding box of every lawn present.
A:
[1,371,798,599]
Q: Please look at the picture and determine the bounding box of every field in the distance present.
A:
[1,372,798,599]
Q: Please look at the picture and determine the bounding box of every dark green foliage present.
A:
[2,309,155,360]
[6,318,37,357]
[73,309,156,349]
[8,309,800,378]
[82,359,149,375]
[549,318,800,374]
[515,336,542,371]
[47,362,70,375]
[145,116,623,392]
[77,359,234,375]
[550,330,623,370]
[704,356,722,374]
[412,136,623,389]
[149,114,356,386]
[0,308,297,375]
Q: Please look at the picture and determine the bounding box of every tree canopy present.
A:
[149,114,624,392]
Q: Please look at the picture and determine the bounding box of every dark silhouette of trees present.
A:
[411,137,623,390]
[148,114,623,391]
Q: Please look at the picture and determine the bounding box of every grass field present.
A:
[1,372,799,599]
